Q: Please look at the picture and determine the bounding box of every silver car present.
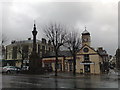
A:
[2,66,21,73]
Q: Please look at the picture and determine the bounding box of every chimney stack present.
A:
[42,38,46,44]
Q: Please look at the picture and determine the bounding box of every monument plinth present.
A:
[29,23,42,74]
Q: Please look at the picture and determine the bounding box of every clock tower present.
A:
[82,27,91,46]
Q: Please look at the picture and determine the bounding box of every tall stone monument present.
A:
[29,22,42,74]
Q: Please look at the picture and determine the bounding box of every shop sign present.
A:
[80,62,94,65]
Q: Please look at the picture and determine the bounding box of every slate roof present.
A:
[82,30,90,35]
[7,39,42,47]
[12,39,41,44]
[43,51,72,58]
[97,50,108,56]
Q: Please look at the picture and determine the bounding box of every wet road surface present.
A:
[1,72,119,89]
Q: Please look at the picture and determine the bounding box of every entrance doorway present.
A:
[84,65,90,73]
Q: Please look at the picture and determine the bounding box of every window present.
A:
[9,53,11,59]
[38,45,40,54]
[83,48,89,52]
[42,46,45,57]
[12,46,17,59]
[57,63,62,71]
[84,54,89,61]
[22,45,29,59]
[51,47,54,51]
[49,47,51,52]
[45,63,51,67]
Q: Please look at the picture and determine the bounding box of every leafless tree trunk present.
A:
[17,44,29,68]
[43,23,67,76]
[66,31,81,75]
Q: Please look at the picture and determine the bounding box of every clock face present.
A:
[83,38,87,42]
[84,39,87,41]
[83,48,89,52]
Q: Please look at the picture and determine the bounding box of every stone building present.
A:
[42,28,105,74]
[5,38,54,68]
[97,47,109,73]
[76,29,102,74]
[109,56,116,69]
[42,51,72,72]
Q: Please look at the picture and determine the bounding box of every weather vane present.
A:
[85,25,87,31]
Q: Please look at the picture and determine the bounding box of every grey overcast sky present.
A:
[1,0,118,55]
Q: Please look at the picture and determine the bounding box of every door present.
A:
[84,65,90,73]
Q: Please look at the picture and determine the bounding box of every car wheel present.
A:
[6,70,11,74]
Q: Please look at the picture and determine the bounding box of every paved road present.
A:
[1,72,119,89]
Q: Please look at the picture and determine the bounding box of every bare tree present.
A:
[43,23,67,76]
[17,44,29,68]
[66,31,81,75]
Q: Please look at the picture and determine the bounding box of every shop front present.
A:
[64,59,73,72]
[80,62,94,74]
[42,59,63,72]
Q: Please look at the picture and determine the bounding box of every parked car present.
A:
[22,66,29,71]
[0,66,2,73]
[44,66,53,72]
[2,66,21,74]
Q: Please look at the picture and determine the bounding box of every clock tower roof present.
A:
[82,27,90,35]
